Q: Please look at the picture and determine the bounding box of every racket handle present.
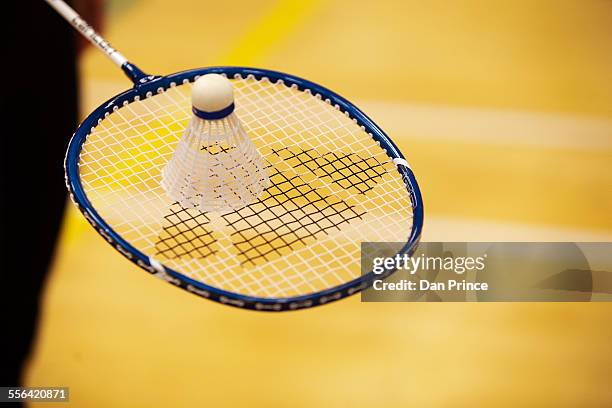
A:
[44,0,128,67]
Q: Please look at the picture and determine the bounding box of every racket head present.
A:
[65,67,423,311]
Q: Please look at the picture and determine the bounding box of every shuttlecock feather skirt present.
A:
[161,113,269,212]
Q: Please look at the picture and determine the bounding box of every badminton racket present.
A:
[46,0,424,311]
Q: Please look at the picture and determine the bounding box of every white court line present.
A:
[424,216,612,242]
[64,197,612,243]
[86,80,612,150]
[358,101,612,150]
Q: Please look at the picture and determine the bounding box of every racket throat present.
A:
[121,62,159,85]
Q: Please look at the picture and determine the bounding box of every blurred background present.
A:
[23,0,612,406]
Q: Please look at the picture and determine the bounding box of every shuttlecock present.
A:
[161,74,269,212]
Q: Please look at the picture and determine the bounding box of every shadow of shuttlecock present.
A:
[155,147,388,266]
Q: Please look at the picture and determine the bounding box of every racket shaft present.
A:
[44,0,127,67]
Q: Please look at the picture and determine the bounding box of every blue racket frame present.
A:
[65,63,424,311]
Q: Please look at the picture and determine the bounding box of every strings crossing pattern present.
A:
[77,75,415,298]
[154,147,385,266]
[155,205,217,260]
[271,146,386,195]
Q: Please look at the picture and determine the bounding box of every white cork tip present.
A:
[191,74,234,113]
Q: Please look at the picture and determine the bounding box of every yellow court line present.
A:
[220,0,322,65]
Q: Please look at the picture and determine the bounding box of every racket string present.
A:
[78,77,414,297]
